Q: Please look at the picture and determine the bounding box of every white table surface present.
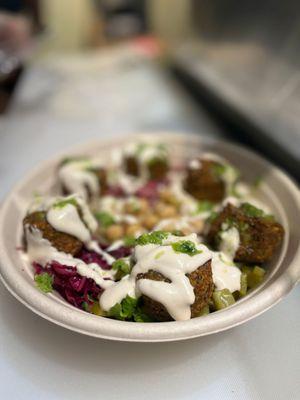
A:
[0,48,299,400]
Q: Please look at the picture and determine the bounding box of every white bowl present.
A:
[0,132,299,342]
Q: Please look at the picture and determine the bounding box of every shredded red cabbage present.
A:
[135,180,167,201]
[106,185,125,197]
[33,243,133,312]
[77,248,111,270]
[33,261,103,310]
[109,245,133,259]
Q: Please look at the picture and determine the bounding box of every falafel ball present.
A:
[59,158,108,198]
[124,155,168,180]
[136,260,214,321]
[184,159,225,202]
[207,203,284,263]
[23,211,83,256]
[89,167,108,195]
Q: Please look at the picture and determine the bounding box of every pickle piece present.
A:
[213,289,236,310]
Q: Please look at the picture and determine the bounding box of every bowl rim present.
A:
[0,131,299,342]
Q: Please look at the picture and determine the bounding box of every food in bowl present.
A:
[21,141,284,322]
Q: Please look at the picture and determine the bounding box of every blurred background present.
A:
[0,0,299,180]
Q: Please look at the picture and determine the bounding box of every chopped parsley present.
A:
[34,273,53,293]
[95,211,115,228]
[207,211,219,223]
[240,203,274,220]
[112,259,131,280]
[123,235,136,247]
[171,230,184,237]
[53,197,78,209]
[136,231,169,246]
[196,200,214,213]
[108,296,152,322]
[81,301,89,311]
[171,240,202,256]
[212,163,227,178]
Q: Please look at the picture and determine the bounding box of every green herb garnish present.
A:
[171,230,184,237]
[136,231,169,246]
[53,197,78,209]
[196,200,214,213]
[81,301,89,311]
[123,236,137,247]
[171,240,202,256]
[34,273,53,293]
[112,259,131,280]
[95,211,115,228]
[240,203,274,220]
[207,211,219,223]
[212,163,227,178]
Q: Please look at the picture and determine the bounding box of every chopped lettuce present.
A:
[34,272,53,293]
[108,296,152,322]
[112,259,131,280]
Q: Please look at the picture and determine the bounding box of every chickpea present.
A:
[125,223,142,237]
[124,200,139,215]
[124,198,149,215]
[155,202,178,219]
[181,227,193,235]
[159,189,180,207]
[137,198,149,214]
[105,224,124,241]
[190,218,204,233]
[141,213,159,230]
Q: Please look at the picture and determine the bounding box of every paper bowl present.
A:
[0,132,299,342]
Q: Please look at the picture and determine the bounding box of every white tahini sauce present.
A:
[25,227,115,288]
[47,204,91,242]
[211,252,241,293]
[219,225,240,260]
[100,234,212,321]
[189,159,201,170]
[58,160,100,200]
[122,142,168,184]
[29,194,114,266]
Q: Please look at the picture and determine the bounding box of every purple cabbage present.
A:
[33,242,133,312]
[33,259,103,311]
[135,180,167,202]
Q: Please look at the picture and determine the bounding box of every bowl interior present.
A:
[0,132,299,342]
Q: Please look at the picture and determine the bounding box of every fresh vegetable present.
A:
[108,296,152,322]
[213,289,236,310]
[112,259,131,280]
[34,272,53,293]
